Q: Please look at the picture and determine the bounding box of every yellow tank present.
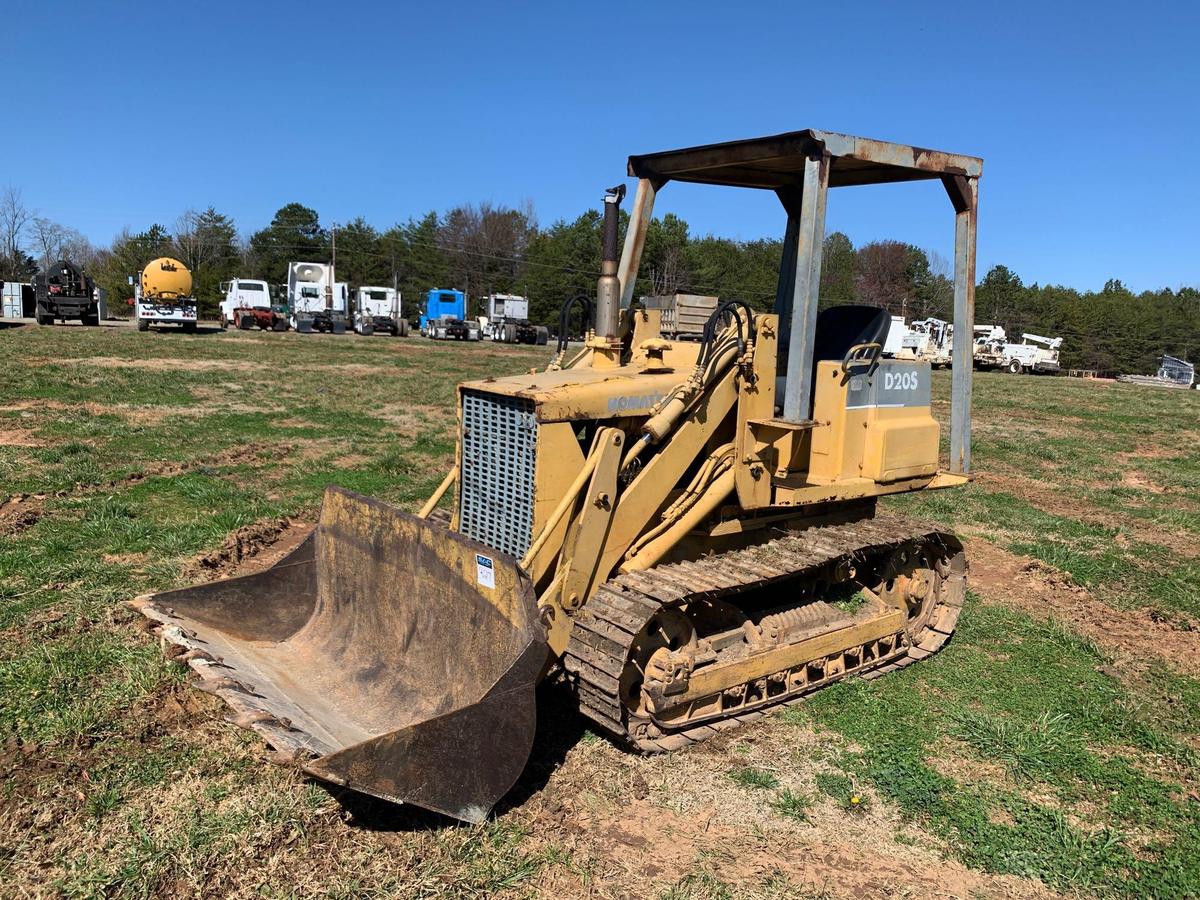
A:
[140,257,193,300]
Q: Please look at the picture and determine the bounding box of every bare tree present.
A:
[648,245,686,296]
[30,217,66,267]
[0,186,32,277]
[30,216,99,271]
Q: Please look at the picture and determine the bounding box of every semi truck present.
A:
[420,288,480,340]
[32,259,99,326]
[353,286,408,336]
[134,257,198,332]
[484,293,547,344]
[219,278,288,331]
[287,262,347,334]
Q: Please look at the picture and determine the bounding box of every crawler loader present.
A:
[130,130,982,824]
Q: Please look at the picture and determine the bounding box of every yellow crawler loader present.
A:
[130,130,982,823]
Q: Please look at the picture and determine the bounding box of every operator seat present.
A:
[776,304,891,417]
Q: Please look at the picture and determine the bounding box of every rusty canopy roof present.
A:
[627,130,982,190]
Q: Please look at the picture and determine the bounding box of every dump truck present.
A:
[484,293,548,344]
[134,258,198,332]
[220,278,288,331]
[130,129,981,825]
[287,262,347,334]
[33,259,99,326]
[353,286,408,336]
[641,293,719,340]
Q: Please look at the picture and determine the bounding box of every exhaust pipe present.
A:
[595,184,626,339]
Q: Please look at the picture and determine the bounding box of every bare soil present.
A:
[185,517,314,580]
[963,537,1200,676]
[0,494,44,535]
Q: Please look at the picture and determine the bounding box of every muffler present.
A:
[129,486,547,823]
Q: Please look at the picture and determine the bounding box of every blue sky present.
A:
[6,1,1197,292]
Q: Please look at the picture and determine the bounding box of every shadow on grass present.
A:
[321,681,589,833]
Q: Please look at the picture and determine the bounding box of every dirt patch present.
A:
[0,428,44,447]
[63,356,268,372]
[927,737,1010,785]
[112,441,285,487]
[373,402,453,435]
[530,791,1057,899]
[184,517,314,581]
[964,537,1200,676]
[977,470,1197,558]
[1122,471,1166,494]
[0,494,44,535]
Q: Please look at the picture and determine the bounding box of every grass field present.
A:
[2,323,1198,899]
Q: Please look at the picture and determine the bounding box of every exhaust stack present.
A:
[595,184,626,339]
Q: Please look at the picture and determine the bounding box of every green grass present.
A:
[4,327,1200,898]
[789,597,1200,898]
[727,765,779,790]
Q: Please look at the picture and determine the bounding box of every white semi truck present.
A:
[287,262,347,334]
[353,286,408,336]
[483,293,547,344]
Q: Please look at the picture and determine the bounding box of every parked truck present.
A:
[220,278,288,331]
[32,259,99,326]
[353,286,408,336]
[881,314,907,357]
[976,332,1062,374]
[420,288,480,340]
[484,293,547,344]
[287,262,347,334]
[898,317,952,367]
[134,257,198,332]
[641,293,719,341]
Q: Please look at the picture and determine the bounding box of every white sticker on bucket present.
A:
[475,553,495,589]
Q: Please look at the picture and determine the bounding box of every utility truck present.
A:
[420,288,480,340]
[881,315,908,357]
[977,332,1062,374]
[134,258,198,332]
[970,325,1006,367]
[33,259,99,326]
[287,262,347,334]
[898,317,952,366]
[353,287,408,336]
[220,278,288,331]
[484,293,547,344]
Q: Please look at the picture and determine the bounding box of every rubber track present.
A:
[562,514,966,751]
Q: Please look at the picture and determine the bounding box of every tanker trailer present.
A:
[33,260,99,326]
[135,258,198,332]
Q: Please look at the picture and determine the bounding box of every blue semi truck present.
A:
[419,288,480,340]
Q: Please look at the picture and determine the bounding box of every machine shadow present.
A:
[322,680,590,834]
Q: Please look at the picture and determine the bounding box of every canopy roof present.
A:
[628,129,982,190]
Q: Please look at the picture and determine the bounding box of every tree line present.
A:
[1,185,1195,375]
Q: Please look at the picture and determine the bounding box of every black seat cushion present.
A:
[814,304,890,362]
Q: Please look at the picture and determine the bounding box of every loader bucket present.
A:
[128,486,547,824]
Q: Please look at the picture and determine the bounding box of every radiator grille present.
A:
[459,390,538,558]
